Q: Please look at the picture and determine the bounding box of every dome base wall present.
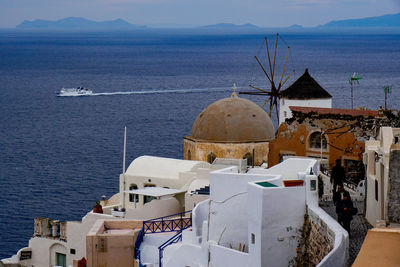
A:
[184,138,270,166]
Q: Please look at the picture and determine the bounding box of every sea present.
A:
[0,29,399,258]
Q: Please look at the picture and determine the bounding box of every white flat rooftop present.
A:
[125,187,185,197]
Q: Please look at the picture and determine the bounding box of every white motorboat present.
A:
[58,87,93,96]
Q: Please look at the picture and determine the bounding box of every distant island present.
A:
[16,17,146,30]
[15,13,400,30]
[320,13,400,28]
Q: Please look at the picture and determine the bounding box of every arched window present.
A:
[207,152,216,164]
[129,184,138,202]
[309,131,327,150]
[243,152,253,166]
[144,183,156,204]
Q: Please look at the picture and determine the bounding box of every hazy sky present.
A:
[0,0,399,28]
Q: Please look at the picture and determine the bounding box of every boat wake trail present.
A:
[60,87,235,97]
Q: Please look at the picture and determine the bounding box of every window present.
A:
[188,150,192,160]
[70,248,76,255]
[309,131,327,150]
[144,195,156,204]
[375,179,378,201]
[251,233,255,244]
[207,152,216,164]
[283,111,287,118]
[129,184,138,202]
[56,253,66,267]
[144,184,156,204]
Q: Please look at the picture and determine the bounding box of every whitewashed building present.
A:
[136,158,349,267]
[364,127,400,227]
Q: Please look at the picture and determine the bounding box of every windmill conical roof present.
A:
[280,69,332,100]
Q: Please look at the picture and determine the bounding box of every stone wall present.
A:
[295,210,333,267]
[388,149,400,223]
[183,138,269,166]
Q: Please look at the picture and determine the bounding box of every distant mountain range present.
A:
[17,17,146,30]
[320,13,400,28]
[15,13,400,30]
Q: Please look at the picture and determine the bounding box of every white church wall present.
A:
[279,98,332,124]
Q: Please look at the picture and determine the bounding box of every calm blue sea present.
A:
[0,30,399,258]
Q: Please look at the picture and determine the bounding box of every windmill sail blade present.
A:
[239,91,270,96]
[272,33,279,82]
[269,98,274,116]
[265,37,273,80]
[281,70,295,87]
[261,95,272,108]
[278,46,290,90]
[255,56,272,83]
[249,85,269,93]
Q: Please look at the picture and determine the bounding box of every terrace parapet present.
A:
[33,217,67,241]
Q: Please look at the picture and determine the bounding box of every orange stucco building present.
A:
[269,106,382,183]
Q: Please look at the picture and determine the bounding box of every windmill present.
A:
[239,33,295,123]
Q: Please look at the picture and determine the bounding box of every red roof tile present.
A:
[289,106,381,117]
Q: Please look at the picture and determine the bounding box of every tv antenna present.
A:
[383,85,392,110]
[349,72,362,109]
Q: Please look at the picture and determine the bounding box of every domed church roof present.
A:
[189,95,275,142]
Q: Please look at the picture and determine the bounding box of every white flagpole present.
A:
[122,126,127,210]
[123,126,127,174]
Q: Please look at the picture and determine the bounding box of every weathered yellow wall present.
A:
[184,138,270,165]
[269,118,365,168]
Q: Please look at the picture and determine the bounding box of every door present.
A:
[56,252,66,267]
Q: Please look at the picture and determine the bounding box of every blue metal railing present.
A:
[134,211,192,264]
[158,231,183,267]
[143,210,192,234]
[134,228,144,261]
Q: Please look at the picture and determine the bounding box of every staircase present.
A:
[134,211,192,265]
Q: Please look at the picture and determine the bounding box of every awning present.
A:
[125,187,185,197]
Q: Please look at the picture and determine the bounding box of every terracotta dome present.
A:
[190,95,275,142]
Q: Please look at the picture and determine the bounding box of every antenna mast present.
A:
[349,73,362,109]
[122,126,127,209]
[383,85,392,110]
